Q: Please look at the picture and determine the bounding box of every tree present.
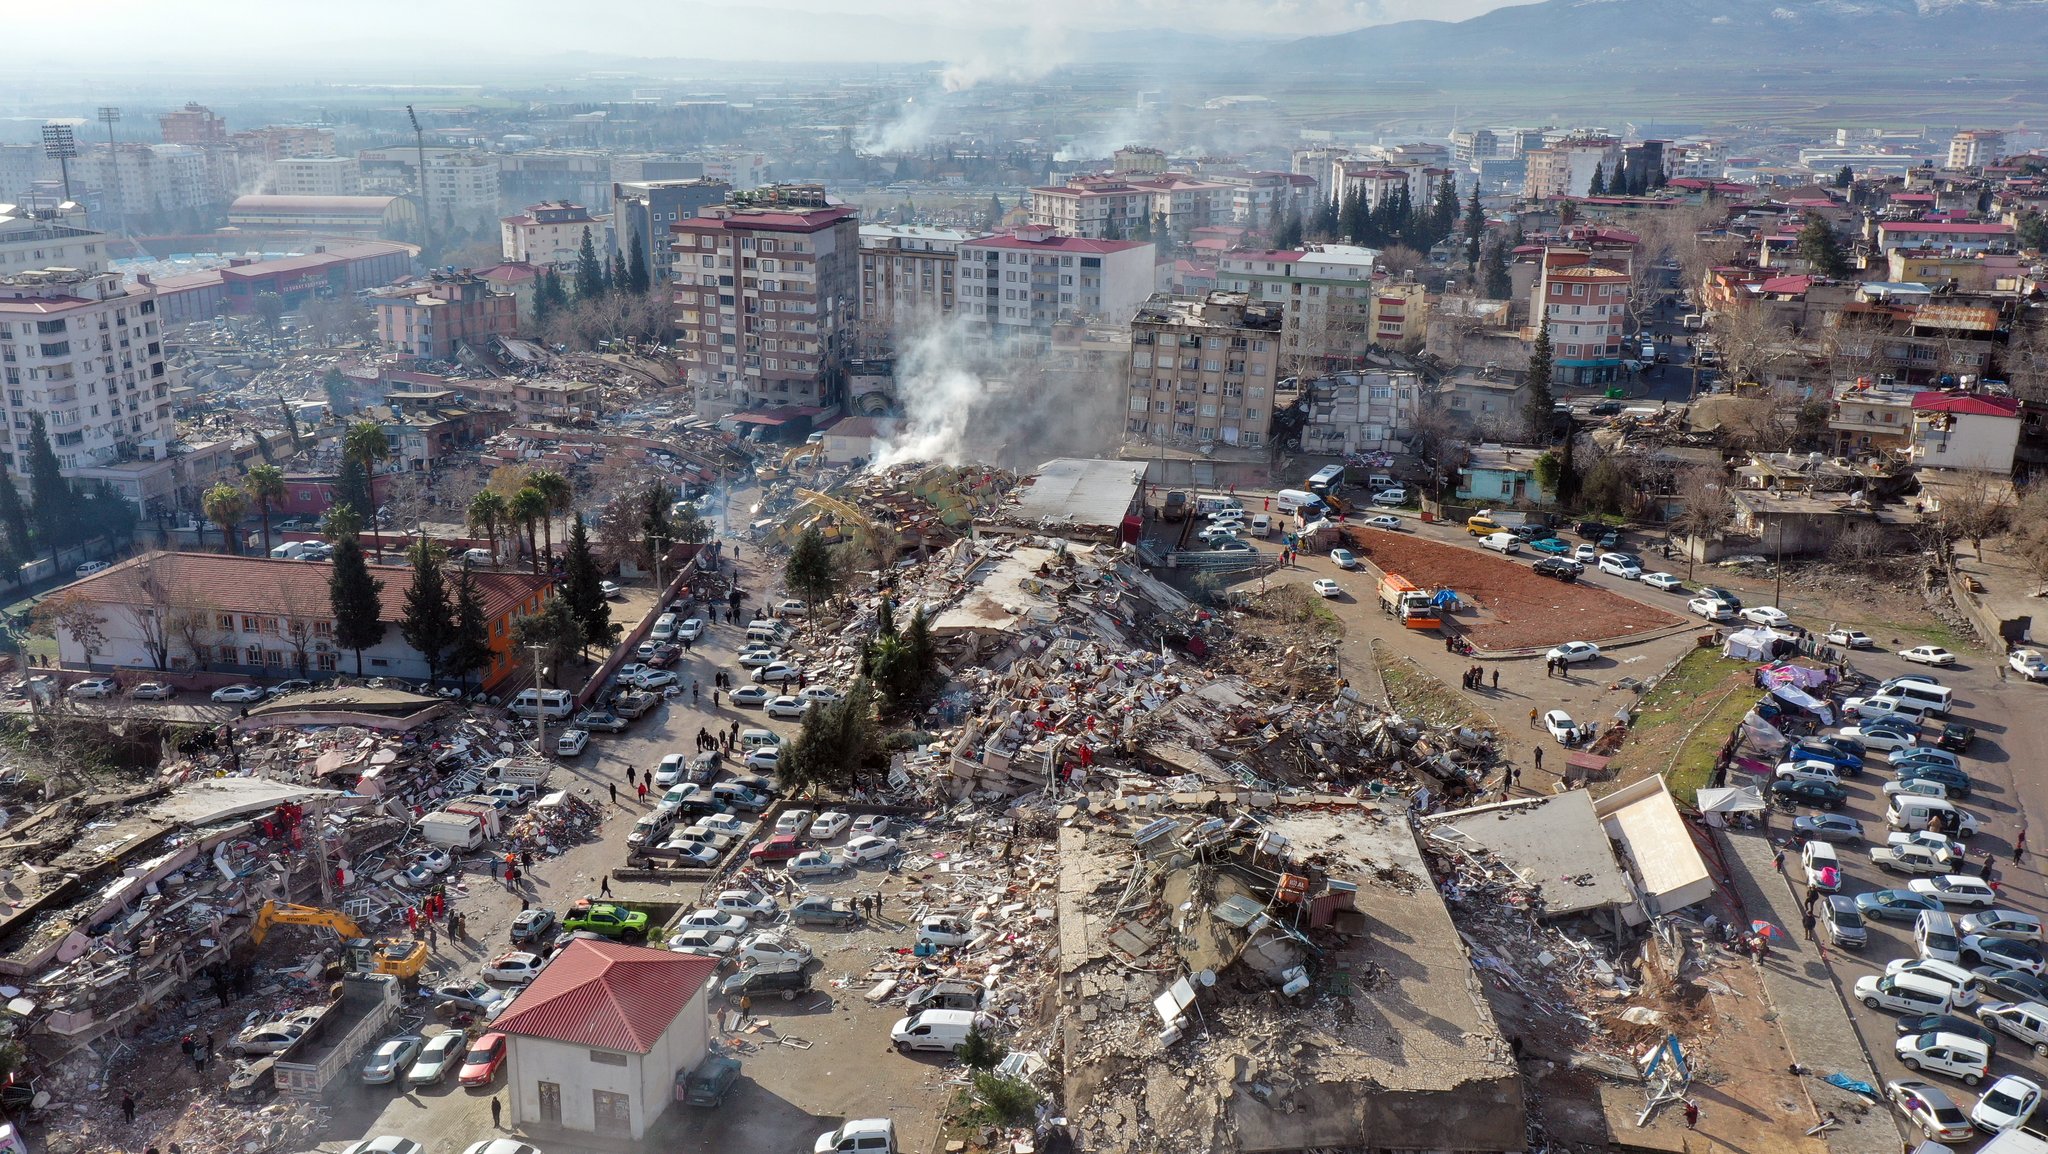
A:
[639,481,678,574]
[1671,465,1734,578]
[1430,177,1461,250]
[607,251,627,297]
[202,482,249,554]
[510,486,548,574]
[0,470,30,562]
[252,291,286,333]
[25,413,74,549]
[444,566,495,691]
[528,469,573,564]
[32,588,108,667]
[626,235,651,295]
[341,420,390,551]
[574,226,605,300]
[333,452,373,527]
[1463,187,1484,266]
[1834,165,1854,189]
[785,526,838,613]
[869,603,939,713]
[467,489,508,563]
[1587,164,1605,197]
[301,294,370,346]
[246,464,286,557]
[985,194,1003,230]
[1797,215,1849,278]
[1273,207,1303,251]
[1482,241,1511,300]
[1523,328,1555,441]
[776,677,882,795]
[398,540,454,685]
[559,518,612,657]
[322,367,351,414]
[322,501,363,543]
[511,593,583,684]
[1933,474,2014,558]
[2019,211,2048,254]
[328,531,386,676]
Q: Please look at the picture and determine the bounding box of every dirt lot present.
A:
[1340,526,1684,651]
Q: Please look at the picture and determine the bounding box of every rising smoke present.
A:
[867,316,1127,473]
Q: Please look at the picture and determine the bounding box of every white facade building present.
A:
[0,267,173,476]
[0,206,107,276]
[959,227,1155,338]
[425,154,501,223]
[79,144,213,218]
[271,156,361,197]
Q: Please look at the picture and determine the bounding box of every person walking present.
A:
[608,782,618,805]
[121,1092,136,1124]
[1800,909,1817,938]
[1683,1100,1700,1130]
[599,875,612,898]
[1772,846,1786,873]
[1533,747,1544,772]
[491,1097,503,1129]
[625,766,636,789]
[1528,707,1539,728]
[2016,829,2028,864]
[636,780,648,801]
[1490,669,1499,690]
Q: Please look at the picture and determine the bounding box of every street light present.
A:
[648,534,671,601]
[528,643,548,756]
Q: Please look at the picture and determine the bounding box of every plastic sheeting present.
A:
[1739,709,1788,754]
[1768,682,1834,725]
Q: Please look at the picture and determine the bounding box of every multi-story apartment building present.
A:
[700,153,770,191]
[1029,174,1234,240]
[0,268,174,478]
[0,205,107,276]
[1531,249,1629,385]
[1113,146,1168,174]
[1123,291,1283,450]
[1827,379,1917,457]
[1523,137,1622,199]
[1217,244,1395,369]
[500,202,608,269]
[1292,147,1349,180]
[857,225,970,352]
[272,156,361,197]
[958,227,1154,340]
[79,144,213,220]
[425,154,501,224]
[1451,130,1503,166]
[233,126,335,163]
[158,103,227,147]
[373,272,518,362]
[670,185,860,415]
[1947,130,2005,170]
[1213,172,1321,227]
[498,151,612,212]
[613,179,730,284]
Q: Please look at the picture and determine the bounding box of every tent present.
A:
[1767,682,1834,725]
[1722,628,1771,661]
[1763,663,1830,690]
[1695,785,1766,827]
[1739,709,1788,755]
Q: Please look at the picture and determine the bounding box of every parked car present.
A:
[1370,488,1406,506]
[748,833,803,863]
[810,811,852,840]
[510,908,557,944]
[712,890,780,921]
[2011,649,2048,680]
[1859,889,1949,924]
[1532,557,1580,582]
[1901,646,1959,667]
[1363,515,1404,531]
[1329,548,1360,570]
[1822,893,1869,949]
[457,1033,507,1088]
[482,951,546,985]
[1530,537,1571,555]
[668,929,741,959]
[753,661,804,685]
[729,685,772,708]
[66,677,117,699]
[128,681,175,700]
[799,686,844,706]
[680,1054,743,1108]
[786,850,848,879]
[431,981,512,1015]
[1642,572,1684,592]
[1896,1031,1991,1085]
[789,896,860,926]
[406,1032,467,1087]
[851,815,896,839]
[572,709,630,733]
[1542,710,1581,744]
[1688,597,1735,622]
[675,617,707,642]
[211,684,265,703]
[845,834,900,862]
[1596,553,1643,579]
[765,695,808,720]
[736,646,781,668]
[1936,723,1977,753]
[1910,876,2000,908]
[555,729,590,757]
[1888,1079,1979,1143]
[1311,578,1342,598]
[360,1035,424,1085]
[1972,1074,2043,1133]
[1897,1014,2000,1049]
[720,965,811,1002]
[1546,641,1601,665]
[1964,936,2046,975]
[1478,532,1521,554]
[1827,628,1876,649]
[1740,606,1791,628]
[562,900,649,940]
[631,669,678,690]
[1770,778,1848,810]
[1794,814,1863,843]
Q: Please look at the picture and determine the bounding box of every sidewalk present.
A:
[1718,826,1901,1154]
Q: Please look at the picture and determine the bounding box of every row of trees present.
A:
[1586,161,1668,198]
[1288,179,1466,257]
[0,414,139,575]
[530,226,668,351]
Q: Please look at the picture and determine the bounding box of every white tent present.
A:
[1739,709,1788,754]
[1695,785,1766,827]
[1768,682,1834,726]
[1722,628,1770,661]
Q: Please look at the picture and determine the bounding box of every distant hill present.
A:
[1268,0,2048,77]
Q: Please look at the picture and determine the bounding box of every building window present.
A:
[589,1050,629,1067]
[244,645,264,665]
[218,613,236,632]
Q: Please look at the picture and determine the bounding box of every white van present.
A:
[1853,971,1955,1016]
[270,541,309,561]
[651,613,679,641]
[509,688,574,719]
[739,729,781,751]
[1845,693,1941,724]
[814,1119,896,1154]
[1889,682,1955,716]
[746,620,794,646]
[889,1009,981,1053]
[1915,910,1962,964]
[1249,513,1273,536]
[1801,841,1842,891]
[1273,489,1329,518]
[1888,796,1982,837]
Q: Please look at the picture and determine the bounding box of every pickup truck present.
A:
[1871,842,1961,875]
[272,974,401,1099]
[562,899,649,941]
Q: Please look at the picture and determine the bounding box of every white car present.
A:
[1841,724,1918,753]
[845,834,900,862]
[698,812,749,837]
[729,684,772,708]
[1596,553,1643,579]
[776,809,815,836]
[713,890,780,920]
[1329,548,1360,570]
[1641,572,1683,592]
[67,677,117,699]
[776,598,808,616]
[736,933,813,968]
[810,811,852,840]
[668,929,740,958]
[1972,1075,2042,1133]
[1901,646,1959,667]
[851,814,896,838]
[1370,488,1406,506]
[1478,532,1521,554]
[409,848,454,875]
[1688,596,1734,621]
[1311,578,1342,598]
[753,661,803,685]
[211,684,265,703]
[1542,710,1581,744]
[129,681,175,699]
[1896,1031,1990,1086]
[555,728,590,757]
[1572,543,1598,563]
[676,909,750,935]
[631,668,677,690]
[744,746,780,772]
[1959,911,2045,941]
[1546,641,1600,665]
[1909,875,1999,908]
[765,695,809,720]
[676,617,706,641]
[481,951,546,985]
[798,686,843,706]
[1363,514,1403,530]
[786,850,847,879]
[1828,628,1877,649]
[599,581,622,599]
[653,753,691,787]
[736,646,781,668]
[1741,606,1791,628]
[664,842,721,868]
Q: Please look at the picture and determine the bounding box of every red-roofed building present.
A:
[495,939,718,1139]
[1912,390,2021,473]
[54,551,553,690]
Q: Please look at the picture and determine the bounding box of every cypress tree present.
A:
[1483,241,1512,299]
[444,566,494,691]
[575,226,604,299]
[1464,187,1485,265]
[1524,328,1556,441]
[559,518,611,657]
[24,413,73,548]
[333,452,373,523]
[0,470,31,559]
[1432,178,1461,250]
[1588,164,1606,196]
[626,236,651,295]
[329,531,387,676]
[398,541,453,685]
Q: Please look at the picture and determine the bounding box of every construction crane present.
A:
[248,901,429,981]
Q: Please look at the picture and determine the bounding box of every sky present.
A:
[59,0,1526,68]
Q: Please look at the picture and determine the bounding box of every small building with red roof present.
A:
[1912,390,2021,473]
[494,937,720,1139]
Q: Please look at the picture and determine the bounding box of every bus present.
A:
[1307,465,1345,496]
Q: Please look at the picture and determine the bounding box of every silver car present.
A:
[360,1035,424,1085]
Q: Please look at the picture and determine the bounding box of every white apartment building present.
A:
[1214,172,1321,226]
[1218,244,1388,367]
[0,268,174,479]
[271,156,361,197]
[426,154,501,222]
[0,206,107,276]
[1947,130,2004,170]
[857,224,971,352]
[1523,137,1621,199]
[701,153,770,190]
[958,227,1155,339]
[501,201,608,268]
[78,144,212,219]
[1124,291,1282,450]
[1028,174,1234,240]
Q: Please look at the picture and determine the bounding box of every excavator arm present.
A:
[249,901,364,948]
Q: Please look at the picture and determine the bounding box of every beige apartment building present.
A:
[1123,291,1283,450]
[857,224,969,353]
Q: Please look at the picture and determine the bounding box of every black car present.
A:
[1898,762,1973,799]
[1697,585,1743,610]
[1935,723,1976,754]
[1589,400,1624,416]
[1770,778,1847,810]
[678,1055,742,1107]
[1895,1013,2000,1050]
[1983,970,2048,1005]
[720,965,811,1002]
[1807,734,1865,759]
[1532,557,1579,583]
[1573,520,1609,539]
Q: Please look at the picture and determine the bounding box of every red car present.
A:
[748,833,802,863]
[458,1032,507,1087]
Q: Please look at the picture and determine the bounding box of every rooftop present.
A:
[1913,391,2021,417]
[228,195,404,214]
[492,938,717,1053]
[1001,458,1145,533]
[1428,791,1636,919]
[65,552,551,625]
[965,231,1148,255]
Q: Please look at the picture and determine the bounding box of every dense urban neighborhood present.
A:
[7,4,2048,1154]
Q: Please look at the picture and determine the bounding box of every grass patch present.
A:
[1841,618,1972,653]
[1373,641,1491,731]
[1608,646,1759,805]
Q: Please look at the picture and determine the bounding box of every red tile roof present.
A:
[492,939,717,1054]
[1758,275,1814,295]
[1912,391,2020,418]
[67,551,551,624]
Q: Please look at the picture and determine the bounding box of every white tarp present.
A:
[1739,709,1788,754]
[1763,663,1830,690]
[1722,628,1770,661]
[1695,785,1766,814]
[1768,682,1834,726]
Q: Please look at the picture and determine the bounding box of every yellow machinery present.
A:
[249,901,429,981]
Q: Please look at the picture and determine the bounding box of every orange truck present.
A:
[1377,573,1441,630]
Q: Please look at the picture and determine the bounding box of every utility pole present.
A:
[406,104,432,262]
[528,643,549,756]
[648,534,672,601]
[96,107,121,234]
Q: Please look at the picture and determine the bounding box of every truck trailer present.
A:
[1377,574,1441,630]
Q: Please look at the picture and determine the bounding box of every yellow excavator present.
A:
[249,901,429,982]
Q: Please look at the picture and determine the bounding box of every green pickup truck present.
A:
[563,900,649,941]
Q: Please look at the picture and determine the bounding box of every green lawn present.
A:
[1611,646,1758,805]
[1375,642,1491,732]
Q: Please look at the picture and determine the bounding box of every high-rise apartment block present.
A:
[1523,137,1621,199]
[1029,174,1234,239]
[1947,130,2004,170]
[857,225,970,352]
[1123,291,1283,450]
[1216,244,1433,366]
[0,205,108,276]
[272,156,362,197]
[613,179,730,284]
[374,272,518,361]
[425,154,501,223]
[158,102,227,147]
[79,144,213,219]
[0,268,174,474]
[670,185,860,415]
[958,227,1155,339]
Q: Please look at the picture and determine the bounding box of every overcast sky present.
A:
[63,0,1526,67]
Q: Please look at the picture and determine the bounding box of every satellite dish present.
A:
[1197,969,1216,987]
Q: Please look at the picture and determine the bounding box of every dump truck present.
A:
[1377,574,1441,630]
[273,973,402,1099]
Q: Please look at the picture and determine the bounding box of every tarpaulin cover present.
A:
[1768,682,1835,725]
[1763,663,1830,690]
[1722,629,1770,661]
[1695,785,1766,813]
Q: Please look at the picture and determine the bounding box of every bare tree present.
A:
[169,603,226,671]
[126,560,176,671]
[31,590,109,668]
[1829,521,1889,568]
[1714,300,1796,391]
[1932,473,2015,558]
[1671,464,1735,577]
[2010,484,2048,593]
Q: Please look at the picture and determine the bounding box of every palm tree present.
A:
[528,470,572,566]
[202,482,250,555]
[343,420,391,554]
[467,489,508,564]
[509,486,548,575]
[246,463,286,557]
